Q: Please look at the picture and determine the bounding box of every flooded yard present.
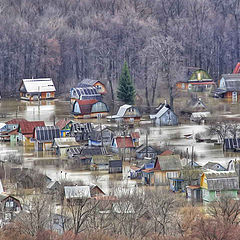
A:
[0,98,240,194]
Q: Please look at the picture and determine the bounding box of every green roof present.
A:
[189,69,212,81]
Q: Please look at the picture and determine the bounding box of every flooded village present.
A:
[1,66,240,238]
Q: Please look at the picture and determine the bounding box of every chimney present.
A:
[164,99,167,106]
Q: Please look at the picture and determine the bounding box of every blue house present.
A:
[150,103,178,126]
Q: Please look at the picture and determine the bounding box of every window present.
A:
[215,190,221,198]
[46,92,51,98]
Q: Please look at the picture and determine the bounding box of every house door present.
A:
[232,92,238,102]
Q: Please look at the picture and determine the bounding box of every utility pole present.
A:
[191,146,194,168]
[146,130,148,158]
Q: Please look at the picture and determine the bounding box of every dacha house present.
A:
[176,68,215,92]
[19,78,56,101]
[77,79,107,95]
[72,99,109,119]
[55,119,73,137]
[150,103,178,126]
[200,171,239,202]
[107,104,141,124]
[215,74,240,102]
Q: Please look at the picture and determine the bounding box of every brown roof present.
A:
[56,119,71,130]
[187,185,200,190]
[116,136,134,148]
[160,150,174,156]
[75,99,98,115]
[19,121,45,135]
[6,118,28,125]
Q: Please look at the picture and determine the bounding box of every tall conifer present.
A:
[117,61,135,104]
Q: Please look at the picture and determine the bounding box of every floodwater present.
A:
[0,98,240,194]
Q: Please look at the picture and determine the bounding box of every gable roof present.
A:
[34,126,60,142]
[115,136,134,148]
[221,74,240,91]
[154,155,181,171]
[64,186,91,199]
[20,78,56,93]
[56,119,72,130]
[71,122,93,133]
[203,162,226,171]
[187,98,207,109]
[204,171,239,191]
[107,105,141,119]
[150,105,175,119]
[6,118,28,125]
[136,144,157,153]
[130,132,140,139]
[77,79,100,87]
[53,137,79,148]
[19,121,45,136]
[160,150,174,156]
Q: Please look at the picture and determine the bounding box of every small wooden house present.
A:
[135,145,158,160]
[88,126,115,147]
[52,137,79,156]
[200,171,239,202]
[56,119,73,137]
[223,138,240,152]
[19,78,56,101]
[190,112,211,123]
[72,99,109,118]
[142,155,182,186]
[107,104,141,123]
[186,98,207,112]
[150,104,178,126]
[176,68,215,92]
[77,79,107,95]
[109,160,123,173]
[111,136,135,154]
[215,74,240,101]
[33,126,60,151]
[70,86,102,104]
[18,120,45,145]
[0,194,22,224]
[203,162,226,171]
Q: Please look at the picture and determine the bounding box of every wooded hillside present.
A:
[0,0,239,102]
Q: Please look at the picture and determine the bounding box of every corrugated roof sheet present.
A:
[221,74,240,91]
[71,87,100,97]
[77,79,99,87]
[21,78,56,93]
[67,146,108,156]
[150,106,171,119]
[53,137,79,148]
[154,155,181,171]
[116,136,134,148]
[34,126,60,142]
[56,119,72,130]
[6,118,28,125]
[20,121,45,135]
[64,186,91,199]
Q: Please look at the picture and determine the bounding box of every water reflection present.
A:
[0,98,240,193]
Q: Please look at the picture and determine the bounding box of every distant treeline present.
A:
[0,0,239,102]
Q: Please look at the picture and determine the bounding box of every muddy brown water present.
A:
[0,98,240,194]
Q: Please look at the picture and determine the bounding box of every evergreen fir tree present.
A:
[117,61,136,104]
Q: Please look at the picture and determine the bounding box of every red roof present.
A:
[187,185,200,190]
[160,150,174,156]
[233,63,240,74]
[75,99,98,115]
[20,121,45,135]
[191,82,215,85]
[56,119,71,130]
[131,132,140,139]
[75,99,98,105]
[116,136,134,148]
[6,118,28,125]
[142,168,154,173]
